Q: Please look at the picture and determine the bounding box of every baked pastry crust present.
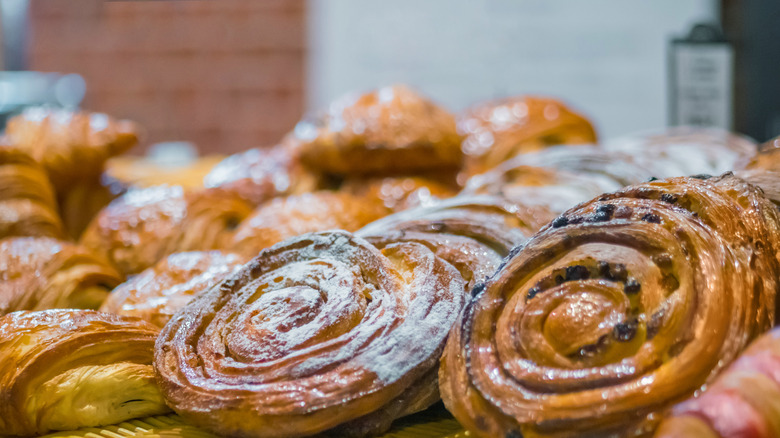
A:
[0,237,121,316]
[296,85,463,175]
[339,176,457,212]
[81,185,253,276]
[100,250,245,328]
[0,309,169,436]
[155,231,466,437]
[440,174,780,437]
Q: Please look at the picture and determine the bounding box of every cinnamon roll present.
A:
[295,85,463,175]
[0,309,169,436]
[655,327,780,438]
[155,231,467,437]
[458,96,597,177]
[0,144,64,239]
[100,250,245,328]
[81,185,253,276]
[5,107,139,188]
[230,191,390,258]
[0,237,122,316]
[440,173,780,437]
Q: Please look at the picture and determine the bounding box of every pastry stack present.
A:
[1,87,779,438]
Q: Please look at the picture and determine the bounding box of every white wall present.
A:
[307,0,718,139]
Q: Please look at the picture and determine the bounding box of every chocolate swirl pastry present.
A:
[0,309,169,436]
[0,145,64,239]
[81,185,253,276]
[440,174,780,437]
[100,250,245,328]
[230,191,390,258]
[457,96,597,178]
[155,231,467,437]
[295,85,463,175]
[0,237,122,316]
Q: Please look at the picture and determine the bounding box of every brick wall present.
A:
[28,0,306,154]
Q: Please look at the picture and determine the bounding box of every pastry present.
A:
[155,231,467,437]
[0,144,64,239]
[295,85,463,175]
[655,327,780,438]
[0,237,121,316]
[230,191,390,258]
[458,96,597,177]
[0,309,169,436]
[339,175,457,212]
[440,173,780,437]
[5,107,139,188]
[81,185,253,276]
[100,250,245,328]
[743,135,780,172]
[105,155,226,191]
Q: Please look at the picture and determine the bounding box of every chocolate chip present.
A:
[590,204,616,222]
[597,204,616,214]
[526,287,541,300]
[647,309,665,339]
[653,253,673,268]
[660,193,678,204]
[604,263,627,282]
[555,274,565,285]
[624,278,641,294]
[614,205,633,219]
[641,213,661,223]
[690,174,712,180]
[552,216,569,228]
[471,282,486,297]
[647,177,658,182]
[568,216,585,225]
[614,318,638,341]
[565,265,590,281]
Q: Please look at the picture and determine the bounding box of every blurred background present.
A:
[0,0,777,154]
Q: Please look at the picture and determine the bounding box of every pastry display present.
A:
[99,250,246,328]
[0,237,122,316]
[440,174,780,437]
[458,96,598,178]
[0,144,64,239]
[230,191,390,258]
[295,85,463,175]
[80,185,253,276]
[0,309,169,436]
[655,326,780,438]
[155,231,467,437]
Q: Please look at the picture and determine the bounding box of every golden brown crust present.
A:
[0,237,122,316]
[155,231,467,437]
[458,96,597,177]
[440,174,780,437]
[230,191,390,258]
[743,136,780,173]
[339,176,457,212]
[0,309,168,436]
[0,145,64,239]
[80,185,253,276]
[5,107,139,188]
[296,85,463,175]
[99,250,245,328]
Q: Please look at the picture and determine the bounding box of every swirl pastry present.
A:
[339,175,457,212]
[655,327,780,438]
[0,309,169,436]
[100,250,245,328]
[440,173,780,437]
[5,107,139,188]
[81,185,253,276]
[602,127,757,179]
[230,191,390,258]
[458,96,597,177]
[204,142,319,206]
[155,231,467,437]
[0,237,121,316]
[295,85,463,175]
[0,144,64,239]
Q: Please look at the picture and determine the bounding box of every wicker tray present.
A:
[40,405,468,438]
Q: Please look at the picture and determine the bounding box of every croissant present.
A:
[81,185,254,276]
[155,231,467,437]
[230,191,390,258]
[440,173,780,437]
[100,250,245,328]
[0,309,169,436]
[458,96,597,177]
[339,175,457,212]
[0,237,122,316]
[295,85,463,176]
[654,327,780,438]
[5,107,139,188]
[0,144,64,239]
